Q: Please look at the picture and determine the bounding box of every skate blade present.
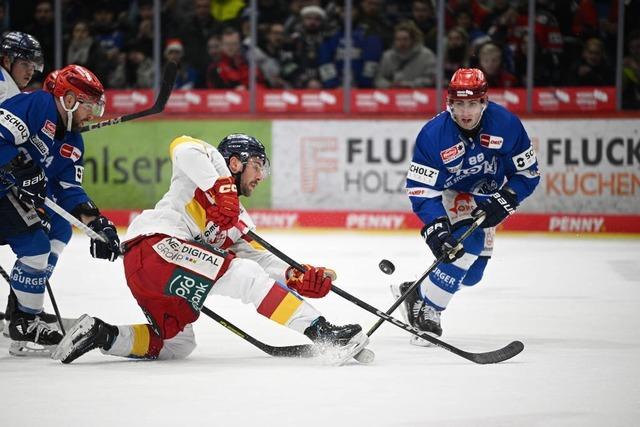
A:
[51,314,94,361]
[335,332,370,366]
[9,340,56,357]
[390,284,409,324]
[410,333,438,347]
[353,347,375,364]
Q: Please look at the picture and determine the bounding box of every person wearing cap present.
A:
[393,68,540,346]
[164,38,199,89]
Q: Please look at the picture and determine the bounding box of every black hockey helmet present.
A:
[0,31,44,72]
[218,133,269,165]
[218,133,270,195]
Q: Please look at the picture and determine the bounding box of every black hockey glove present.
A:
[12,160,47,208]
[88,216,121,262]
[472,188,519,228]
[421,217,465,263]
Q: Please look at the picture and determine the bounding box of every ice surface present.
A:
[1,231,639,426]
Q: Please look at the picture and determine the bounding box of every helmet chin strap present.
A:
[58,95,79,131]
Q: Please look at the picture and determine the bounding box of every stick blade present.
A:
[466,340,525,364]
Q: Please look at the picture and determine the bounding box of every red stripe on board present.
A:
[100,210,640,234]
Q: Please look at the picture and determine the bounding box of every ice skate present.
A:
[391,281,442,347]
[51,314,118,364]
[304,316,370,365]
[8,309,63,357]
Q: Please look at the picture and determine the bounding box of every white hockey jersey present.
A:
[0,67,21,104]
[124,135,288,280]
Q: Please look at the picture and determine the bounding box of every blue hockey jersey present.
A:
[0,90,90,213]
[407,101,540,225]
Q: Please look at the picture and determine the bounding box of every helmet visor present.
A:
[79,94,106,117]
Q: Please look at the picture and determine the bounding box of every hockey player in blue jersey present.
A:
[392,68,540,346]
[0,64,121,355]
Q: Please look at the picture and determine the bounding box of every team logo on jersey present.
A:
[440,142,465,163]
[512,146,537,170]
[60,143,82,162]
[42,120,56,139]
[0,108,29,143]
[407,162,439,186]
[30,134,49,156]
[480,134,503,149]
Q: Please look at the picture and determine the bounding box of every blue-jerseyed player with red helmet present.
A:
[393,68,540,345]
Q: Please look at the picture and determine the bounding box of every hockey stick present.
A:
[200,306,317,358]
[365,214,485,338]
[244,229,524,365]
[79,61,178,133]
[0,265,66,334]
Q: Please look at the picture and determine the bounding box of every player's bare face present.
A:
[11,59,36,89]
[240,157,267,196]
[450,99,484,130]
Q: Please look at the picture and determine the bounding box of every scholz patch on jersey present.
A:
[42,120,56,139]
[0,108,29,143]
[440,142,465,163]
[512,146,537,170]
[60,143,82,161]
[407,162,439,186]
[480,134,503,149]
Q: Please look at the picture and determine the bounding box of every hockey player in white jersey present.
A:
[0,31,43,102]
[53,134,370,364]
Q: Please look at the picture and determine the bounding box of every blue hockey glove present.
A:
[12,160,47,208]
[472,188,519,228]
[421,218,465,263]
[88,216,121,261]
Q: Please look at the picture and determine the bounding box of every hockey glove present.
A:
[285,264,336,298]
[88,216,121,261]
[36,208,51,234]
[472,188,519,228]
[205,176,240,230]
[421,217,465,263]
[12,160,47,208]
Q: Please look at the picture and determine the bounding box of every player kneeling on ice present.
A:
[53,134,369,364]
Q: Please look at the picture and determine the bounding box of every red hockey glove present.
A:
[204,176,240,230]
[285,264,336,298]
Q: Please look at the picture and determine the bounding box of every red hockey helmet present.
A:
[43,69,59,93]
[447,68,488,102]
[53,64,105,117]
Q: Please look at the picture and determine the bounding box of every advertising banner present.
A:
[272,119,640,217]
[82,120,272,209]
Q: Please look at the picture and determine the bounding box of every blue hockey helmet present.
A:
[0,31,44,72]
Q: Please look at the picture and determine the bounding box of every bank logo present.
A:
[164,268,214,312]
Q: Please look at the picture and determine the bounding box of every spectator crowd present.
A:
[4,0,640,108]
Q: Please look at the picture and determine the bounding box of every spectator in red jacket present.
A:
[207,27,263,89]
